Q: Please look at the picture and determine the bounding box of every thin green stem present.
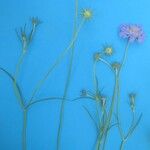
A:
[116,40,130,139]
[25,96,95,109]
[14,51,26,109]
[116,76,124,139]
[83,106,99,131]
[125,113,142,140]
[93,61,98,92]
[22,109,28,150]
[0,67,25,109]
[126,111,135,137]
[26,97,65,109]
[0,67,27,150]
[96,72,118,150]
[56,1,79,149]
[93,57,112,150]
[99,58,113,72]
[14,52,26,81]
[93,61,101,124]
[120,40,130,72]
[117,40,141,149]
[13,82,25,109]
[118,112,135,150]
[102,133,107,150]
[29,19,84,104]
[120,140,125,150]
[101,123,118,150]
[101,109,108,150]
[96,101,101,126]
[56,41,75,150]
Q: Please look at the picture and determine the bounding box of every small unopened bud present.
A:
[80,89,87,97]
[129,93,136,111]
[111,62,121,72]
[101,96,106,107]
[31,17,41,27]
[93,52,101,61]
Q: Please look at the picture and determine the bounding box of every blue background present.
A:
[0,0,150,149]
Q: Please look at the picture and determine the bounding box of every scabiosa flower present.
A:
[103,45,114,56]
[81,9,93,20]
[119,24,145,43]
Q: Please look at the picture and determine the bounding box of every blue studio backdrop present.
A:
[0,0,150,150]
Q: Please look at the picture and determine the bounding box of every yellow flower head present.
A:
[82,9,93,20]
[103,46,113,56]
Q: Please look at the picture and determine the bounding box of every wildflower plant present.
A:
[81,24,144,149]
[0,0,145,149]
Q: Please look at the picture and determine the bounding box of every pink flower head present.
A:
[119,24,145,43]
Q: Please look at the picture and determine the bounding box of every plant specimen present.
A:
[81,24,144,149]
[0,17,41,150]
[0,0,145,149]
[0,1,92,150]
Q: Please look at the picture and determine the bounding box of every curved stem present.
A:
[22,109,28,150]
[29,18,84,104]
[56,1,78,149]
[0,67,25,109]
[26,97,65,109]
[125,113,142,140]
[99,58,113,72]
[125,111,135,139]
[25,96,95,109]
[83,106,99,131]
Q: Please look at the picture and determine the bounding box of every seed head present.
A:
[103,46,114,56]
[81,9,93,20]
